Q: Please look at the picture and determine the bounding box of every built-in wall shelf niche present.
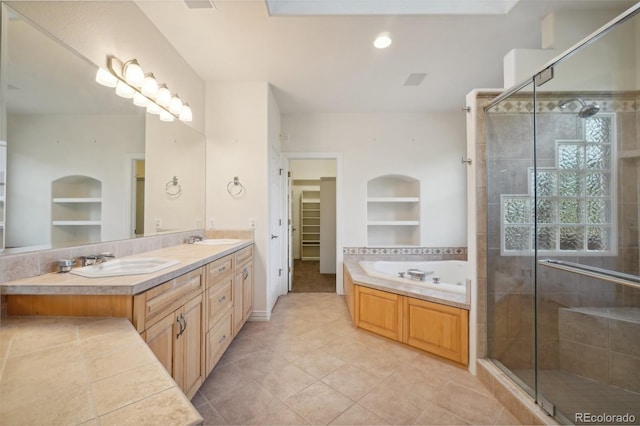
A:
[51,175,102,245]
[300,189,321,260]
[367,175,420,247]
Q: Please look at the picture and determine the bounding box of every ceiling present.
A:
[136,0,636,114]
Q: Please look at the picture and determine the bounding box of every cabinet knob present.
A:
[218,295,226,303]
[218,334,227,344]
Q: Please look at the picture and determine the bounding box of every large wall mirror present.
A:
[0,4,205,254]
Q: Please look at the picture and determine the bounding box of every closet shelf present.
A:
[52,220,102,226]
[368,221,420,226]
[52,197,102,203]
[367,197,420,203]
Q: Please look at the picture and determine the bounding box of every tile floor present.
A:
[192,293,520,425]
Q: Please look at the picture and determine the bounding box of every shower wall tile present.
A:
[609,352,640,393]
[486,159,532,204]
[485,114,534,159]
[535,114,581,160]
[476,277,487,324]
[538,337,559,370]
[477,325,487,359]
[609,318,640,358]
[559,340,609,384]
[558,309,609,349]
[476,143,487,190]
[617,112,639,151]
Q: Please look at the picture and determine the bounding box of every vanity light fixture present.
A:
[95,56,193,122]
[374,32,392,49]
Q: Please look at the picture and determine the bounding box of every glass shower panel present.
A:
[534,9,640,423]
[485,81,537,396]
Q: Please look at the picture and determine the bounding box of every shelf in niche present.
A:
[53,197,102,203]
[367,197,420,203]
[368,221,420,226]
[52,220,102,226]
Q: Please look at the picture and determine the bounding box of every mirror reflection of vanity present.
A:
[0,4,205,254]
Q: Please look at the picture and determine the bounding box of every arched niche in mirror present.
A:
[0,4,205,254]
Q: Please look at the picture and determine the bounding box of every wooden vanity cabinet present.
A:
[354,285,403,341]
[137,267,205,399]
[204,255,235,376]
[233,245,253,336]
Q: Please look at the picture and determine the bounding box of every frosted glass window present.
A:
[501,115,615,255]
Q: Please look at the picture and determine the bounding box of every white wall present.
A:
[6,1,205,133]
[282,113,467,247]
[6,114,144,247]
[144,118,206,233]
[504,8,634,89]
[206,81,272,319]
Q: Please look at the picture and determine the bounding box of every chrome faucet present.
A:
[77,252,115,266]
[187,235,205,244]
[406,269,434,282]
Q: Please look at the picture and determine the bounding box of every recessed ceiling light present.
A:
[374,33,392,49]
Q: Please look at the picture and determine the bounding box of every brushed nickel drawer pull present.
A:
[218,295,226,303]
[218,266,226,272]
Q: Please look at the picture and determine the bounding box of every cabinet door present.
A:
[207,276,233,329]
[205,310,233,376]
[355,285,403,341]
[145,312,178,377]
[403,297,469,365]
[181,294,204,399]
[242,261,253,322]
[233,269,244,336]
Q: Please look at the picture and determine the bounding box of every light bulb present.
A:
[157,84,171,107]
[169,94,183,115]
[160,110,174,122]
[95,68,117,88]
[142,73,159,98]
[179,103,193,122]
[147,103,162,115]
[133,92,150,107]
[374,33,392,49]
[115,80,135,99]
[123,59,144,87]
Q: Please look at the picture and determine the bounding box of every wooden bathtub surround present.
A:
[344,265,469,365]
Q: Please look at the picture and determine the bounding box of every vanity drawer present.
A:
[207,277,233,328]
[205,310,233,376]
[207,255,234,286]
[144,268,204,327]
[235,245,253,267]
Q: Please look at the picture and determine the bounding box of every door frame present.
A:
[282,152,344,295]
[124,153,145,237]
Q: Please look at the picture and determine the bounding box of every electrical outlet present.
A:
[155,218,162,228]
[249,218,256,229]
[209,217,215,229]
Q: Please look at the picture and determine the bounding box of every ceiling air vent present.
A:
[403,73,427,87]
[184,0,214,9]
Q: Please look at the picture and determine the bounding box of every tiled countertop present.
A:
[344,260,470,310]
[0,316,202,425]
[1,240,253,296]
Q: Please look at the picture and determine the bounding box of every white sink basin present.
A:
[194,239,243,246]
[70,258,180,278]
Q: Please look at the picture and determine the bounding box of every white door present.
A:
[287,169,294,291]
[269,146,286,298]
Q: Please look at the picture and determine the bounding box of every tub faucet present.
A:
[406,269,434,282]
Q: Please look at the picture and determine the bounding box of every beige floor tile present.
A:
[350,348,404,379]
[245,399,310,425]
[270,337,320,362]
[358,381,424,425]
[494,407,522,425]
[295,348,347,379]
[433,382,503,425]
[199,362,253,401]
[321,363,383,401]
[257,364,318,400]
[196,402,228,425]
[285,381,354,425]
[190,390,208,408]
[98,387,202,426]
[320,339,370,362]
[91,362,173,415]
[380,364,446,408]
[412,402,469,425]
[211,381,280,424]
[232,349,291,381]
[329,403,390,425]
[220,335,268,362]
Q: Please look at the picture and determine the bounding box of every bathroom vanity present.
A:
[1,240,253,424]
[343,261,469,365]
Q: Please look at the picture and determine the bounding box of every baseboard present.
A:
[248,310,271,322]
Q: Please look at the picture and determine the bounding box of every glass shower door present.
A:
[533,9,640,423]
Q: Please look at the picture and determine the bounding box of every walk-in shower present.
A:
[483,5,639,425]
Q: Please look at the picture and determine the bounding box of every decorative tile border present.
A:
[489,95,637,114]
[343,247,467,255]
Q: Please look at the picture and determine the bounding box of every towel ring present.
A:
[166,176,182,197]
[227,176,245,198]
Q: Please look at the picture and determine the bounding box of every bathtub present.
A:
[358,260,468,295]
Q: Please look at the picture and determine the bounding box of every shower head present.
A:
[558,97,600,118]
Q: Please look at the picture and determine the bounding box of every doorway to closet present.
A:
[288,158,337,293]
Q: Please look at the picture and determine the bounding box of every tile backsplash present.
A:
[343,246,467,262]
